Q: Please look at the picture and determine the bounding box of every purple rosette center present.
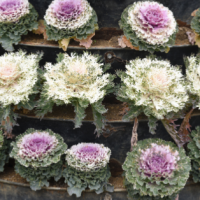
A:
[139,143,179,178]
[19,132,58,159]
[79,145,99,156]
[0,0,22,14]
[75,144,100,161]
[52,0,83,21]
[0,0,29,22]
[138,3,169,32]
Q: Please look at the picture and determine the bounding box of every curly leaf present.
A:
[0,36,15,51]
[56,53,65,63]
[122,105,142,122]
[118,35,139,50]
[105,184,114,193]
[74,32,95,49]
[58,38,71,51]
[71,100,86,128]
[92,100,107,114]
[148,116,158,135]
[36,97,54,118]
[33,20,48,40]
[118,35,127,48]
[91,105,105,136]
[67,186,85,197]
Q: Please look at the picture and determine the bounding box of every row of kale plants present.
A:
[0,123,200,199]
[1,50,200,139]
[0,0,200,52]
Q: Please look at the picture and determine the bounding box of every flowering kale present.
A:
[0,0,29,22]
[44,0,98,50]
[184,55,200,107]
[0,51,42,137]
[187,126,200,183]
[63,143,113,197]
[10,128,67,190]
[119,1,177,53]
[37,52,115,135]
[66,143,111,171]
[117,57,188,134]
[0,0,38,51]
[123,138,190,199]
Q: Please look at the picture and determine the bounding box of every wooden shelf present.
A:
[19,27,194,50]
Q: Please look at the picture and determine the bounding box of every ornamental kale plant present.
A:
[0,0,38,51]
[123,138,191,200]
[187,126,200,183]
[10,128,67,190]
[63,143,113,197]
[117,57,188,136]
[44,0,98,50]
[37,52,115,136]
[184,55,200,107]
[0,51,42,137]
[119,1,177,53]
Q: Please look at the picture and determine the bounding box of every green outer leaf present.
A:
[148,116,158,135]
[191,9,200,35]
[91,102,106,136]
[35,90,55,118]
[119,6,177,54]
[124,178,178,200]
[123,138,191,198]
[71,99,86,128]
[190,160,200,183]
[63,164,112,197]
[0,4,38,51]
[122,104,143,122]
[45,10,98,41]
[187,126,200,182]
[15,160,63,191]
[10,128,67,168]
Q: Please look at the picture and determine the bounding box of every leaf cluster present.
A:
[45,10,98,41]
[15,160,63,191]
[119,6,177,54]
[63,164,113,197]
[0,4,38,51]
[10,128,67,168]
[124,178,178,200]
[123,138,190,198]
[187,126,200,182]
[191,9,200,35]
[36,53,115,136]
